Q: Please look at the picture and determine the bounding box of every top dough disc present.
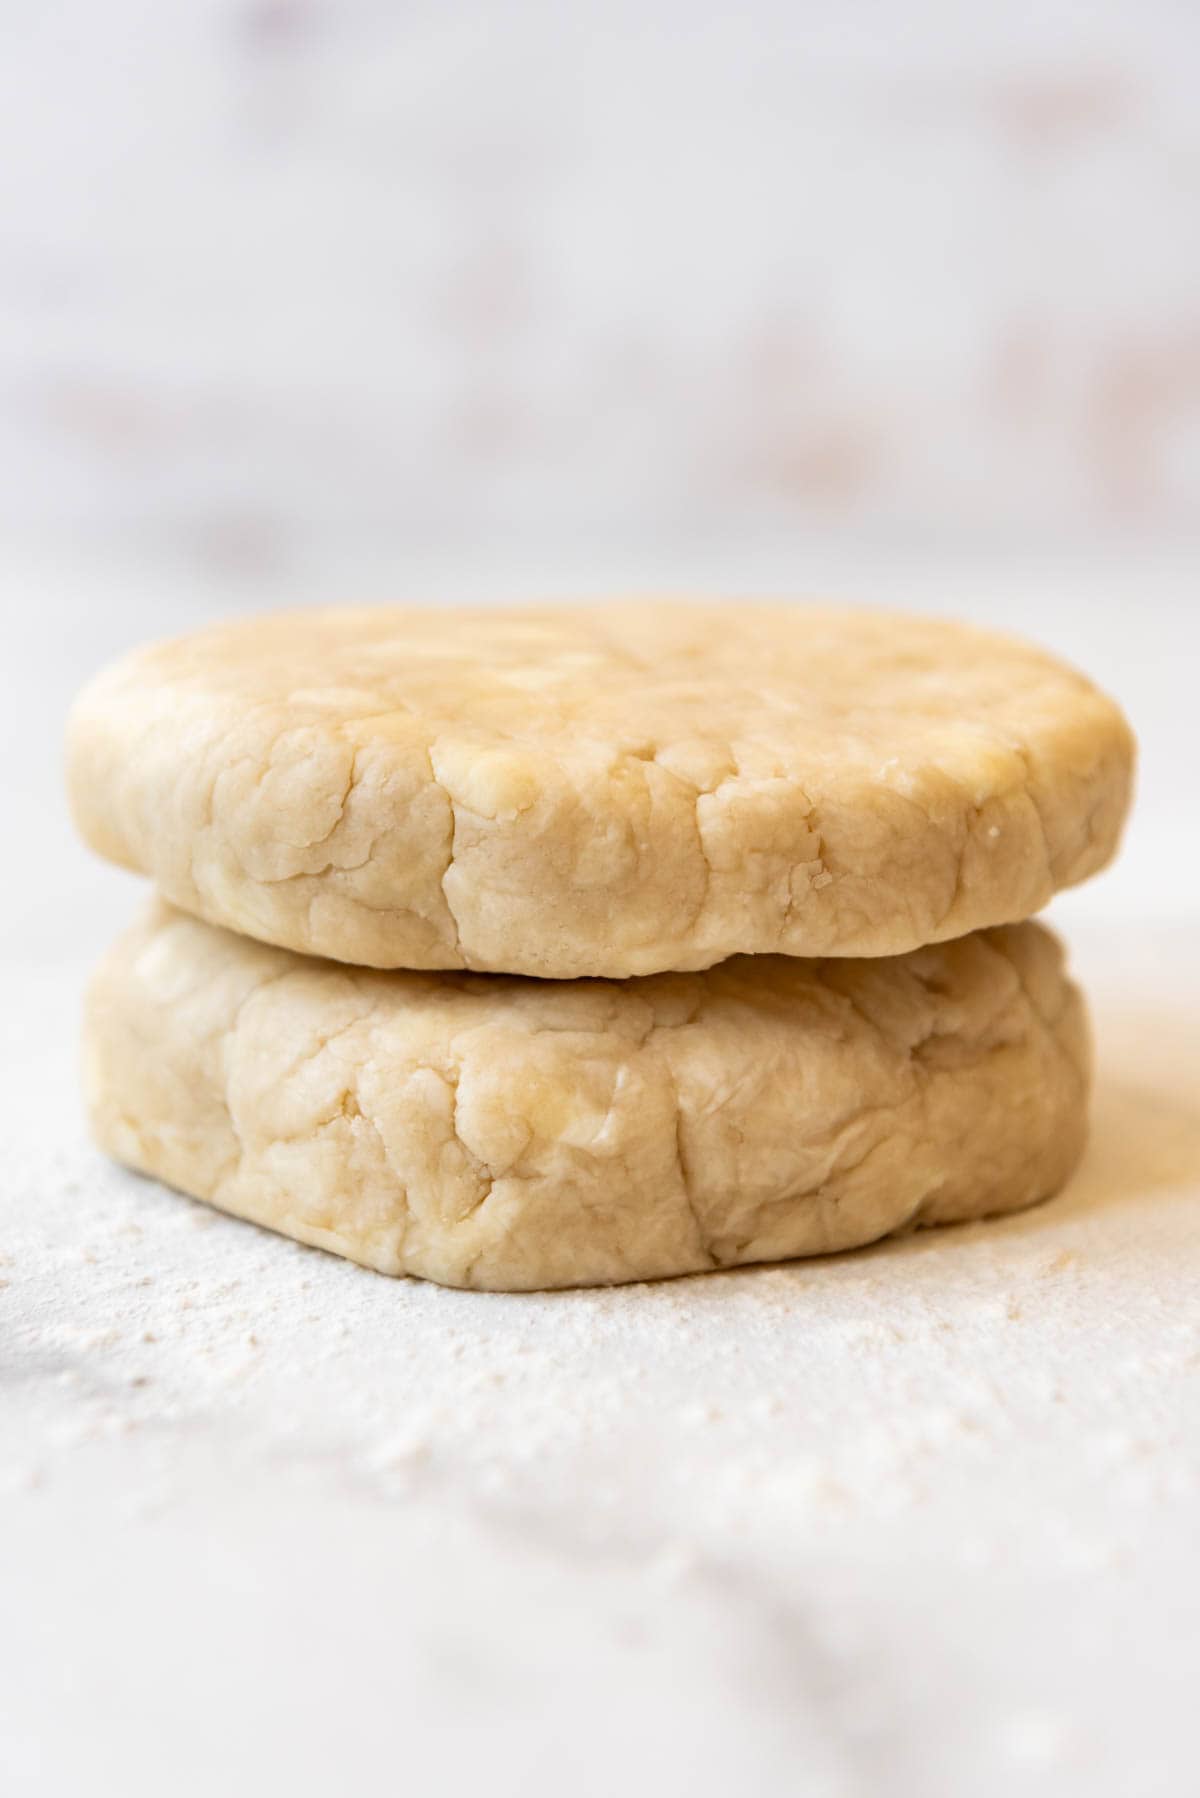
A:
[67,603,1134,978]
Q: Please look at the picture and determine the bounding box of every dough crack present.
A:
[425,743,466,964]
[669,1084,716,1268]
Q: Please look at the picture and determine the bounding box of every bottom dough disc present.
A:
[84,902,1091,1291]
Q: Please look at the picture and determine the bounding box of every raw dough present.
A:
[85,902,1091,1291]
[66,604,1133,978]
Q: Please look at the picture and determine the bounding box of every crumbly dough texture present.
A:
[85,903,1091,1292]
[67,604,1133,978]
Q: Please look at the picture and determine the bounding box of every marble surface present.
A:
[2,546,1198,1796]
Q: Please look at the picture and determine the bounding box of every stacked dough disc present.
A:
[68,603,1134,1290]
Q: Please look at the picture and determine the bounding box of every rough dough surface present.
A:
[66,604,1133,978]
[85,902,1091,1292]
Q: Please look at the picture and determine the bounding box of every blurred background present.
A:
[2,0,1197,570]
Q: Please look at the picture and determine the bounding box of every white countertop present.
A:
[2,544,1198,1796]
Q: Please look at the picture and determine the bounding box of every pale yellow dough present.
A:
[85,903,1090,1292]
[66,604,1133,978]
